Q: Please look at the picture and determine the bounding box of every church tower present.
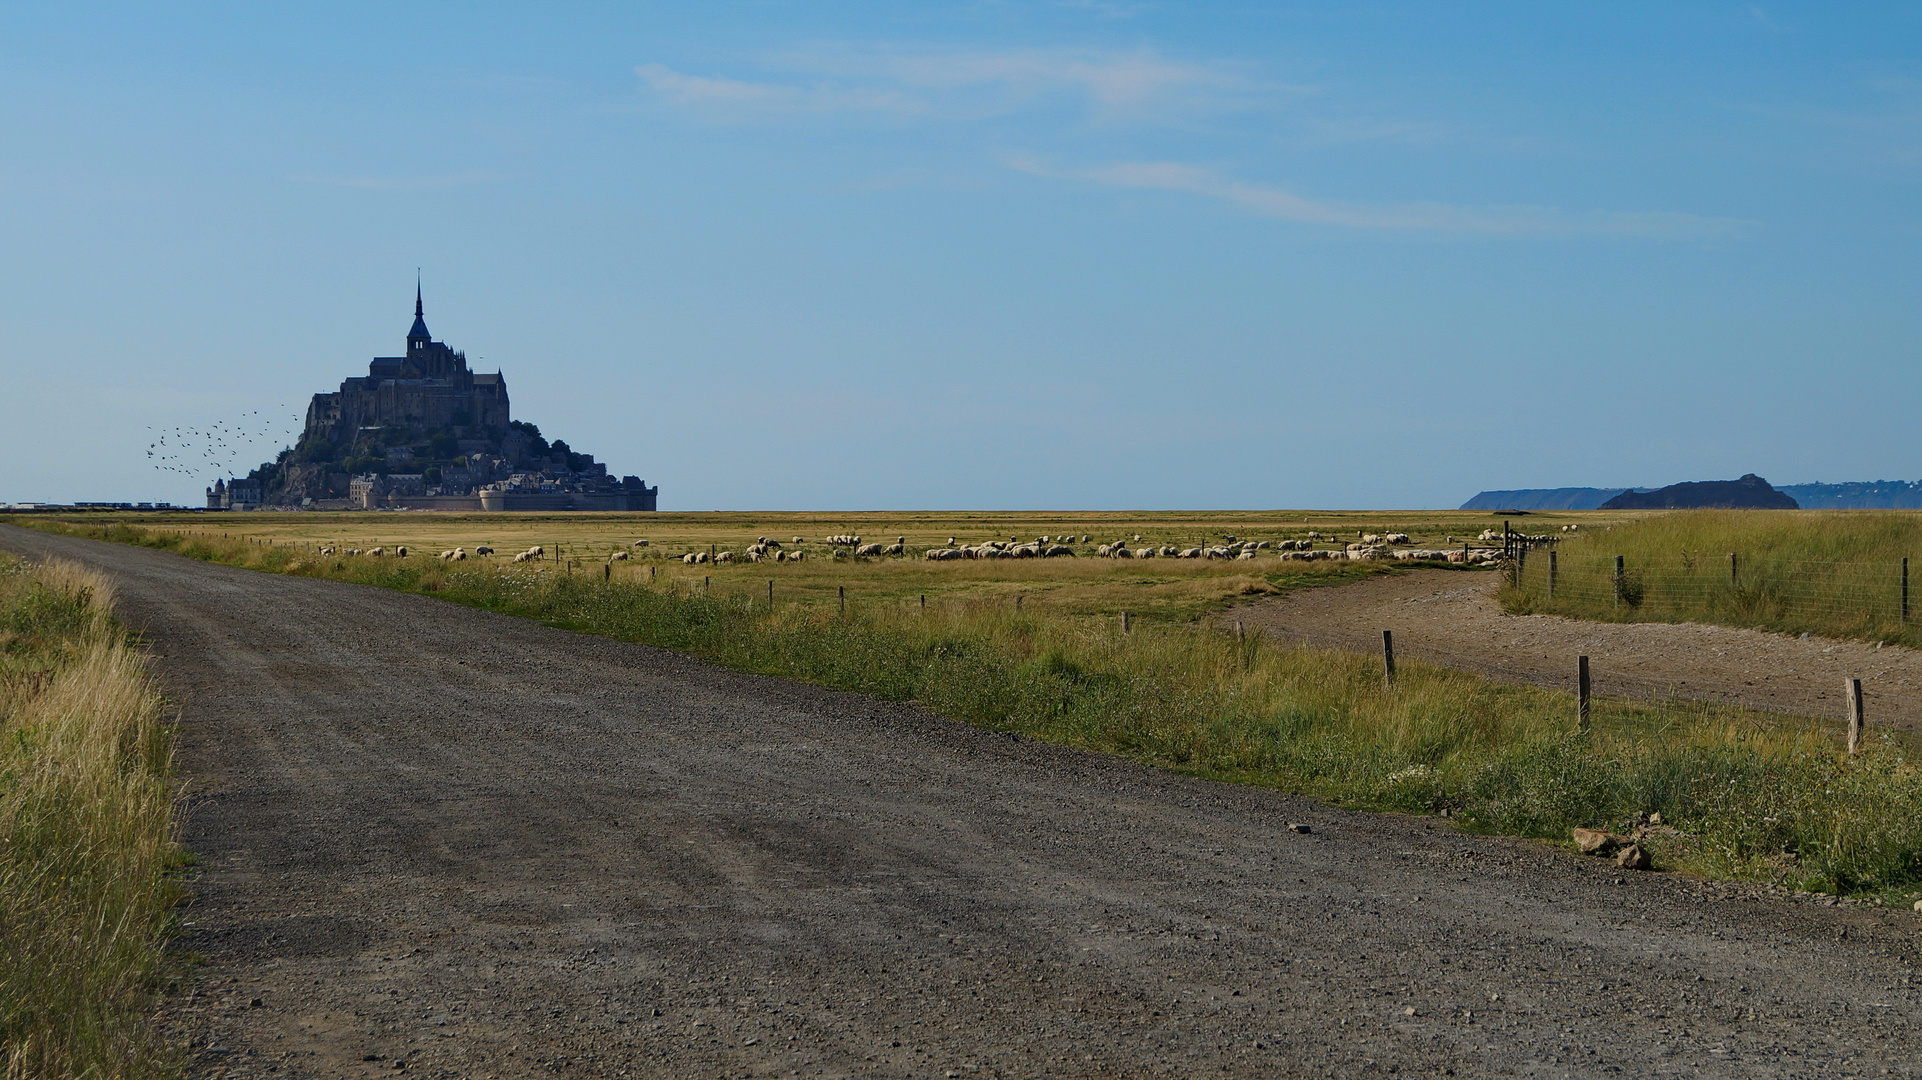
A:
[407,280,431,356]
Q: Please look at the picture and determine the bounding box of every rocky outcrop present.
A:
[1599,474,1799,511]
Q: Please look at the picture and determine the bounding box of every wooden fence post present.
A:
[839,585,846,615]
[1015,595,1023,611]
[1904,558,1910,624]
[919,593,925,609]
[1236,619,1245,642]
[1613,555,1625,605]
[1382,630,1396,688]
[703,575,710,594]
[1847,678,1864,756]
[1578,655,1591,733]
[1730,552,1739,587]
[768,579,774,607]
[1548,550,1558,598]
[1122,611,1131,635]
[602,562,610,581]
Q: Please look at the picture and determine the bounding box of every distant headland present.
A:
[209,287,657,511]
[1462,476,1922,511]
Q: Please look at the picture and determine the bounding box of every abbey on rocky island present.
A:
[211,287,656,511]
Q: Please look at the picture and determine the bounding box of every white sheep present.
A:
[632,539,649,547]
[610,551,629,561]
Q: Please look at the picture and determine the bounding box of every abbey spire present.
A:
[408,278,431,347]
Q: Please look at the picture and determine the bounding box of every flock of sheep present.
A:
[312,526,1530,570]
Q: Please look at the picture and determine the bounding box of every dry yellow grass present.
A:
[0,557,182,1079]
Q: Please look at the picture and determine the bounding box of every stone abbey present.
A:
[210,288,657,511]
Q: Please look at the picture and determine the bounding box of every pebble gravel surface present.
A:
[5,526,1922,1079]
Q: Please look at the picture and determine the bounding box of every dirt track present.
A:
[1232,568,1922,729]
[8,526,1922,1079]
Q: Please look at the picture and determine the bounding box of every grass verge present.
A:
[1,553,184,1078]
[16,516,1922,903]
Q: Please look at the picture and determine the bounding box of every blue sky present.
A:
[3,3,1918,509]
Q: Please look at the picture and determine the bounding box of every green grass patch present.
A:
[1503,509,1922,646]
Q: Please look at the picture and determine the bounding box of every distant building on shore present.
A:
[210,286,657,511]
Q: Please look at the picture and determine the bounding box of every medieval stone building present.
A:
[303,286,510,446]
[215,287,657,511]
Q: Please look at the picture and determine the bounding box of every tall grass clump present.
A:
[1504,509,1922,645]
[20,517,1922,901]
[0,555,183,1079]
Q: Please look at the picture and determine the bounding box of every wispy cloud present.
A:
[637,47,1267,124]
[634,63,919,121]
[823,48,1254,112]
[288,172,500,191]
[1009,157,1755,238]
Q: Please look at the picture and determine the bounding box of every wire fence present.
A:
[1510,549,1914,641]
[1239,621,1918,732]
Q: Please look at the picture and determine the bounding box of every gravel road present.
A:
[1232,568,1922,730]
[7,526,1922,1079]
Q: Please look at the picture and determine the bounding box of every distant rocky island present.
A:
[1598,474,1797,510]
[211,288,657,511]
[1464,475,1922,511]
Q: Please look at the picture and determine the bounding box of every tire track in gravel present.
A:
[7,525,1922,1079]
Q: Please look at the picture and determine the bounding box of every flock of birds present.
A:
[146,406,305,480]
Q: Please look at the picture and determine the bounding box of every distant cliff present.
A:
[1465,479,1922,512]
[1599,474,1798,510]
[1776,480,1922,509]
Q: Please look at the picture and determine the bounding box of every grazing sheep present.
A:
[856,543,884,557]
[793,537,806,544]
[884,542,905,556]
[319,546,335,555]
[396,546,408,557]
[1045,544,1075,558]
[368,547,385,557]
[610,551,629,561]
[788,551,806,562]
[1386,533,1410,545]
[715,551,734,563]
[632,539,649,547]
[512,551,534,563]
[529,545,544,556]
[1136,547,1157,559]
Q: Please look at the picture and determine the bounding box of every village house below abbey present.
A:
[210,288,657,511]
